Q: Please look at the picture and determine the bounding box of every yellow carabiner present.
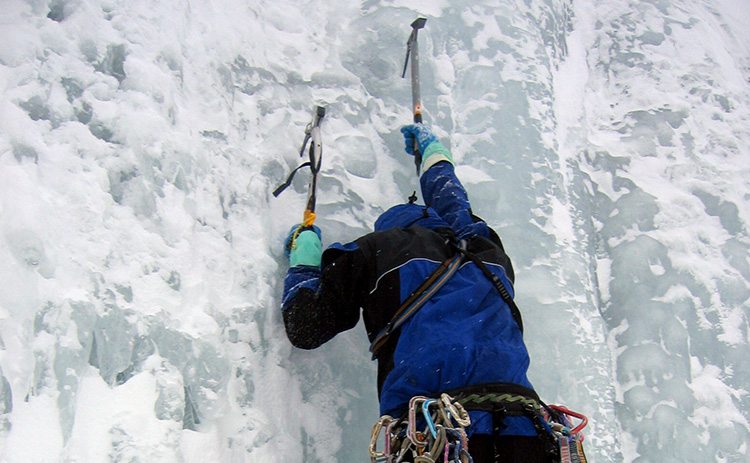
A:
[290,210,317,251]
[303,209,316,227]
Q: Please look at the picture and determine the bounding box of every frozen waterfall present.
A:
[0,0,748,462]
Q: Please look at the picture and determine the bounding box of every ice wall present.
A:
[0,0,748,462]
[564,0,750,460]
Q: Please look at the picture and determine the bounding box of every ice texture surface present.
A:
[0,0,749,462]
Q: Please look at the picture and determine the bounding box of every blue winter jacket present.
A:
[281,161,537,436]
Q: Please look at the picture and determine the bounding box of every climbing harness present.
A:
[447,383,588,463]
[369,393,473,463]
[370,386,588,463]
[446,238,523,334]
[370,239,467,359]
[273,105,326,251]
[369,235,523,360]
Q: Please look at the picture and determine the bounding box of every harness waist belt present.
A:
[433,382,543,417]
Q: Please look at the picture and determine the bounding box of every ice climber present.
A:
[280,123,551,462]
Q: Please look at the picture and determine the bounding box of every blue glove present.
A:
[400,123,437,155]
[400,124,454,172]
[284,224,322,267]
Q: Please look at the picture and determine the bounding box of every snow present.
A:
[1,0,749,462]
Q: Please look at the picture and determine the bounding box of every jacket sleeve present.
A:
[420,161,491,240]
[280,242,365,349]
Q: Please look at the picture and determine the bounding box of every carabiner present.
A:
[422,399,438,439]
[547,405,588,437]
[408,396,429,447]
[441,393,471,428]
[369,415,394,462]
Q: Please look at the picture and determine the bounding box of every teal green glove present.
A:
[421,139,454,172]
[284,225,322,267]
[290,230,322,267]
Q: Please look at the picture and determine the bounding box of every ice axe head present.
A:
[402,17,427,78]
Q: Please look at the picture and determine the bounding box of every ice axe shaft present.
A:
[402,17,427,175]
[272,105,326,211]
[302,106,325,220]
[273,106,326,253]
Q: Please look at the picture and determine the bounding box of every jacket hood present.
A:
[374,203,449,232]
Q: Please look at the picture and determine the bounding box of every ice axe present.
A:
[273,105,326,250]
[401,17,427,175]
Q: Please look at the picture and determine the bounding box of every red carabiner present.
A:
[548,405,588,436]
